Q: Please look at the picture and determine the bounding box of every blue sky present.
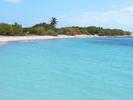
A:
[0,0,133,31]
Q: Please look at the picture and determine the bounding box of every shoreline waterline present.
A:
[0,35,132,44]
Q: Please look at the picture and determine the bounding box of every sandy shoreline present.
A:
[0,35,97,44]
[0,35,132,44]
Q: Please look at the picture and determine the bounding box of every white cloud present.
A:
[123,6,133,13]
[59,5,133,31]
[5,0,22,4]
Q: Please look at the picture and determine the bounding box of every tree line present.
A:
[0,17,131,36]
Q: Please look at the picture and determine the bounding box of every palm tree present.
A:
[50,17,57,27]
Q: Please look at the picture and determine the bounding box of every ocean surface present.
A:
[0,37,133,100]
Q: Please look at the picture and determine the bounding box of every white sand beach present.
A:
[0,34,132,44]
[0,35,98,44]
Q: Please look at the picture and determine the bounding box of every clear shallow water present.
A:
[0,37,133,100]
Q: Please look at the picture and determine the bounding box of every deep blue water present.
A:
[0,37,133,100]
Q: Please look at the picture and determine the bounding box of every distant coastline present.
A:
[0,18,132,37]
[0,34,132,44]
[0,17,132,45]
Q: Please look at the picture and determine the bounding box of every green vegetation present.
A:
[0,23,23,36]
[0,17,131,36]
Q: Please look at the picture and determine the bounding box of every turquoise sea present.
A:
[0,37,133,100]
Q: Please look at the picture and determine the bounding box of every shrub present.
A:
[59,27,81,36]
[30,27,47,35]
[46,29,58,36]
[12,23,23,36]
[0,23,13,35]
